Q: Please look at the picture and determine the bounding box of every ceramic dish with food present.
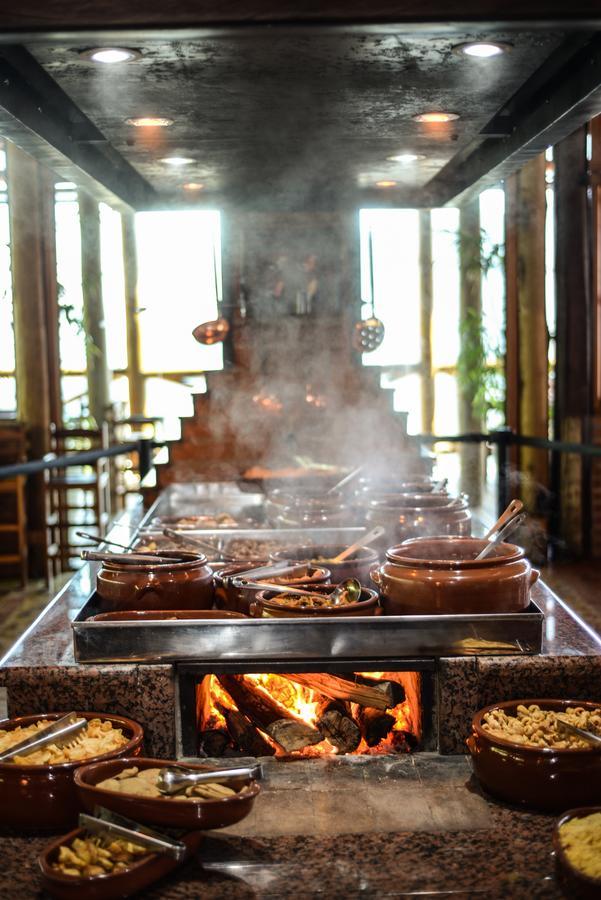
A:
[553,807,601,899]
[214,562,330,614]
[467,699,601,811]
[96,551,214,613]
[0,712,144,830]
[373,537,539,615]
[250,583,380,618]
[75,757,260,830]
[39,826,203,900]
[270,544,379,586]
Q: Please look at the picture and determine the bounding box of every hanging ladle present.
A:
[325,526,386,564]
[474,512,527,561]
[482,499,524,541]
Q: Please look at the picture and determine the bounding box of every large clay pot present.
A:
[214,561,330,614]
[96,551,214,612]
[363,492,471,546]
[372,536,539,615]
[270,544,379,585]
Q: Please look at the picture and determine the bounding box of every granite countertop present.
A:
[0,755,567,899]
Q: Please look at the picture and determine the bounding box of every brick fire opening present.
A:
[177,662,435,758]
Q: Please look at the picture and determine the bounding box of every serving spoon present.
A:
[326,526,386,564]
[555,716,601,747]
[76,531,133,552]
[483,499,524,541]
[474,512,527,561]
[157,763,263,796]
[162,528,237,561]
[233,576,362,605]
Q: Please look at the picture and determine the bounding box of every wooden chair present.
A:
[0,423,28,586]
[45,423,111,573]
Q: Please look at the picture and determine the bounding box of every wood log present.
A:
[283,673,392,710]
[218,675,323,753]
[218,703,276,757]
[353,674,405,708]
[356,706,395,748]
[316,698,361,754]
[198,729,231,757]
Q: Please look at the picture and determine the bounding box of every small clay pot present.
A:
[270,544,379,585]
[372,537,539,615]
[89,609,246,622]
[553,807,601,898]
[0,712,144,830]
[250,583,380,618]
[467,700,601,812]
[96,551,214,612]
[214,561,330,614]
[363,492,471,546]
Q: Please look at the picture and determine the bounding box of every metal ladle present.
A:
[157,763,262,796]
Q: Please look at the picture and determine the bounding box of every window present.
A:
[0,142,16,416]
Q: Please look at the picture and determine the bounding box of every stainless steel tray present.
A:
[72,596,544,663]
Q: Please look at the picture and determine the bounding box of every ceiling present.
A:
[1,24,601,210]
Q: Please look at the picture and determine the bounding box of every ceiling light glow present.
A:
[414,112,459,124]
[126,116,173,127]
[375,180,397,188]
[387,153,425,163]
[456,41,510,58]
[161,156,195,167]
[183,182,205,191]
[81,47,140,64]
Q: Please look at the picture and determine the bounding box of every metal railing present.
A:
[0,438,156,482]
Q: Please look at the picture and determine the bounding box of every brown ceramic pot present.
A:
[372,537,538,615]
[467,699,601,812]
[363,492,471,546]
[270,544,379,585]
[214,561,331,614]
[89,609,246,622]
[552,807,601,898]
[0,712,144,831]
[250,583,380,618]
[75,757,260,830]
[38,827,204,900]
[96,551,214,612]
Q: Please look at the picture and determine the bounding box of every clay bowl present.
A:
[270,543,379,585]
[214,561,331,614]
[89,609,246,622]
[372,537,539,615]
[363,492,471,546]
[0,712,144,831]
[466,699,601,812]
[75,757,260,830]
[96,551,214,613]
[38,827,204,900]
[553,807,601,899]
[250,583,380,618]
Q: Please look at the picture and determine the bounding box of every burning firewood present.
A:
[198,729,231,757]
[217,703,276,757]
[316,698,361,754]
[356,706,396,747]
[283,672,395,710]
[218,675,323,753]
[354,674,405,708]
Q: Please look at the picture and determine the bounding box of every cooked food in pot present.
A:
[482,703,601,749]
[0,718,129,765]
[226,538,314,559]
[557,812,601,879]
[152,514,238,529]
[270,587,358,609]
[97,766,240,802]
[52,834,148,877]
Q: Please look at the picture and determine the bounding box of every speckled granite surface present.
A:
[0,756,567,899]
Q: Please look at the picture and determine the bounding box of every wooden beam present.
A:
[7,141,51,576]
[121,211,144,416]
[419,210,434,435]
[79,189,110,426]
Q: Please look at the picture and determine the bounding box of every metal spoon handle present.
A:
[81,550,177,564]
[162,528,236,561]
[76,531,132,551]
[232,579,320,598]
[556,717,601,746]
[326,464,365,495]
[229,562,309,581]
[475,512,527,560]
[0,712,87,762]
[329,526,385,563]
[483,499,524,541]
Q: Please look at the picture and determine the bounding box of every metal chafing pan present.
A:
[72,595,543,663]
[133,527,367,549]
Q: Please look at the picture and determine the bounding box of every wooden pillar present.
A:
[590,116,601,558]
[511,155,549,511]
[458,197,483,505]
[504,174,520,476]
[40,167,62,427]
[121,211,144,415]
[419,210,434,435]
[7,142,51,575]
[79,189,110,426]
[554,126,591,556]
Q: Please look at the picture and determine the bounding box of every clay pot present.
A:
[372,537,539,615]
[363,492,471,546]
[214,561,330,614]
[75,757,260,830]
[356,475,447,496]
[553,807,601,898]
[250,583,380,618]
[96,551,214,612]
[467,700,601,812]
[0,712,144,830]
[90,609,246,622]
[270,544,379,585]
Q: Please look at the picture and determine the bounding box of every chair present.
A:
[45,423,111,573]
[0,423,28,586]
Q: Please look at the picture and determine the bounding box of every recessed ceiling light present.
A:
[375,180,397,188]
[454,41,511,58]
[183,182,204,191]
[55,181,77,190]
[80,47,141,64]
[414,112,460,123]
[386,153,425,163]
[126,116,173,127]
[161,156,195,167]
